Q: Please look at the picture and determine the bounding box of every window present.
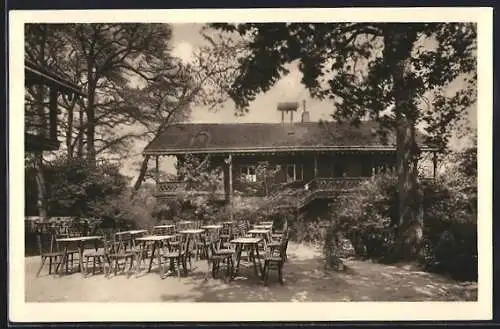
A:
[333,163,346,177]
[362,162,372,177]
[240,166,257,182]
[286,164,303,182]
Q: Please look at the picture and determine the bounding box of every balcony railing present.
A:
[157,181,187,196]
[157,176,434,199]
[307,177,366,191]
[156,181,225,198]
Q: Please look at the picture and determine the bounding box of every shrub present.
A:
[43,156,129,217]
[419,170,477,281]
[288,213,329,243]
[327,173,398,261]
[92,184,158,230]
[325,163,477,281]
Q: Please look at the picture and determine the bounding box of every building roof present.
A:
[25,60,87,97]
[143,121,436,155]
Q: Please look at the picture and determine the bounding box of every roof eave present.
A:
[143,145,438,156]
[25,61,88,97]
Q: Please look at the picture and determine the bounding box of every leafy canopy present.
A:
[209,23,477,150]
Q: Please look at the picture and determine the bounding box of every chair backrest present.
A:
[36,233,55,255]
[153,227,165,235]
[116,232,132,250]
[165,226,175,235]
[178,234,190,255]
[207,239,218,257]
[103,239,117,255]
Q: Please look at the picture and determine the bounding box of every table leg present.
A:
[148,242,156,272]
[186,235,193,271]
[232,244,243,278]
[79,242,84,275]
[56,245,68,275]
[250,244,259,278]
[254,244,262,276]
[137,241,146,271]
[158,242,164,277]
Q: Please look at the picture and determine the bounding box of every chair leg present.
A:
[182,256,188,276]
[128,256,134,271]
[187,254,192,271]
[84,256,89,276]
[229,257,234,280]
[37,257,47,277]
[278,263,284,285]
[104,257,111,277]
[263,262,269,286]
[176,258,181,277]
[226,257,231,277]
[211,260,217,278]
[48,257,53,274]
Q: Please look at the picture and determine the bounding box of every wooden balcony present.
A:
[307,177,366,191]
[298,177,367,207]
[156,181,225,199]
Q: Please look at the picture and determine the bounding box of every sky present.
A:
[120,23,478,182]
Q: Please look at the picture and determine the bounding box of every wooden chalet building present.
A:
[143,102,438,208]
[25,60,87,152]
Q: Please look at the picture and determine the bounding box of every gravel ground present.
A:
[25,243,477,302]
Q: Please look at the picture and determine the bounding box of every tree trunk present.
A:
[76,107,84,158]
[395,119,424,260]
[384,25,424,260]
[65,95,78,159]
[33,151,48,219]
[86,89,96,165]
[66,106,74,158]
[132,154,151,193]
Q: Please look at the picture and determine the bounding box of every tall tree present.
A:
[25,23,175,164]
[209,23,477,259]
[60,23,174,165]
[125,32,242,192]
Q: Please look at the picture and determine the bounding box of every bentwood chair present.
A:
[83,238,108,276]
[206,237,234,280]
[159,235,189,278]
[105,238,137,276]
[35,233,65,276]
[261,233,289,285]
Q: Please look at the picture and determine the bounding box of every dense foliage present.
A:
[33,156,128,217]
[321,147,477,280]
[25,156,159,229]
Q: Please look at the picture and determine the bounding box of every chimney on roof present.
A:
[277,102,299,124]
[301,100,310,123]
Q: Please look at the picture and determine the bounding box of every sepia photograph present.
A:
[9,7,492,322]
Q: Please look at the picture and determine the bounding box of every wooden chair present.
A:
[261,234,289,285]
[206,237,234,280]
[35,233,65,276]
[105,239,136,276]
[195,231,211,260]
[219,224,233,249]
[53,235,81,273]
[82,238,108,276]
[268,230,288,262]
[159,236,189,278]
[168,233,182,250]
